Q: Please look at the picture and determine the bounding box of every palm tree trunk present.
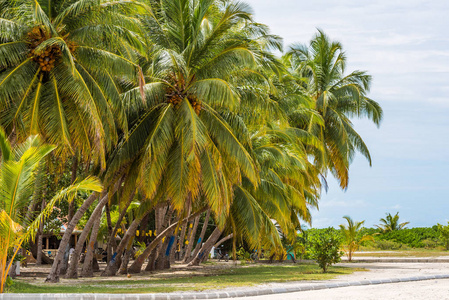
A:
[190,209,210,262]
[181,221,194,261]
[66,194,108,278]
[118,238,135,275]
[182,216,200,263]
[144,247,159,272]
[35,232,43,265]
[105,202,113,262]
[36,199,46,265]
[45,192,100,283]
[150,206,174,271]
[177,221,188,260]
[68,155,78,223]
[128,209,206,273]
[105,191,135,263]
[80,215,102,277]
[213,233,233,249]
[101,211,149,276]
[138,214,150,243]
[188,227,222,267]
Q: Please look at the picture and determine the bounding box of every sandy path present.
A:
[226,262,449,299]
[233,279,449,300]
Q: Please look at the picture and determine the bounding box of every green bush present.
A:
[437,223,449,250]
[377,228,439,248]
[375,240,403,250]
[307,228,343,273]
[422,239,438,249]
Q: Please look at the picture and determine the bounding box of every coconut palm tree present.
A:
[376,212,409,233]
[104,0,281,226]
[285,30,383,189]
[0,0,146,168]
[99,0,290,273]
[339,216,373,261]
[0,127,102,293]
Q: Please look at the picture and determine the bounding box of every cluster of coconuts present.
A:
[27,26,76,72]
[29,46,61,72]
[188,94,202,115]
[166,93,184,108]
[166,92,202,115]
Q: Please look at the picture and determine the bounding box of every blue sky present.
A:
[244,0,449,228]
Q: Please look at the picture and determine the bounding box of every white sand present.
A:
[238,279,449,300]
[232,262,449,299]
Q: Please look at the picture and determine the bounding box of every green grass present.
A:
[353,249,449,258]
[7,264,361,294]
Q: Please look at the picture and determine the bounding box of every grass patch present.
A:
[7,264,359,294]
[353,250,449,258]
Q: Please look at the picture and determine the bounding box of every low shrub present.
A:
[375,240,403,250]
[307,228,343,272]
[422,239,438,249]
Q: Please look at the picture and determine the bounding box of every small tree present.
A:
[308,228,343,273]
[0,130,102,293]
[339,216,374,261]
[437,223,449,250]
[376,212,409,233]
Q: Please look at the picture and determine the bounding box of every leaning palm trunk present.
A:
[36,200,46,265]
[68,155,78,223]
[188,228,222,266]
[66,194,108,278]
[144,246,159,272]
[213,234,234,251]
[46,192,100,283]
[189,209,211,263]
[101,211,149,276]
[177,221,188,260]
[182,216,200,263]
[118,238,135,275]
[81,216,102,277]
[128,209,206,273]
[105,191,135,263]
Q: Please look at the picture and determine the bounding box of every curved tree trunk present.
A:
[128,208,206,273]
[105,201,113,262]
[118,243,134,275]
[105,191,135,264]
[30,241,53,265]
[46,192,100,283]
[68,154,78,223]
[81,215,102,277]
[66,194,108,278]
[36,199,46,265]
[190,209,210,263]
[213,233,234,249]
[182,216,200,263]
[101,211,149,276]
[144,246,159,272]
[177,222,188,261]
[188,227,222,267]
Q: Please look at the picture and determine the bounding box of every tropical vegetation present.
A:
[0,0,383,289]
[339,216,373,261]
[376,212,410,233]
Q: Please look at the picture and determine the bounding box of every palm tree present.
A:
[230,125,322,252]
[0,0,146,168]
[339,216,373,261]
[285,30,383,189]
[101,0,291,273]
[105,0,282,227]
[0,127,102,293]
[376,212,409,233]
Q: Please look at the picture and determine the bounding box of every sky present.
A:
[244,0,449,228]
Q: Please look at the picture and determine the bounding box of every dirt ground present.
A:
[17,260,242,285]
[16,254,449,299]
